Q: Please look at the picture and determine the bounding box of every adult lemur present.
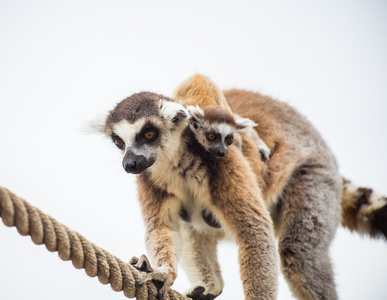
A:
[93,94,279,299]
[93,75,386,299]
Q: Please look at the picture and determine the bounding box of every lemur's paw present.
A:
[139,270,176,300]
[129,254,153,273]
[259,148,269,162]
[187,286,217,300]
[130,256,176,300]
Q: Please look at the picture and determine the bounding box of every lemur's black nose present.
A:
[123,161,137,173]
[217,150,226,157]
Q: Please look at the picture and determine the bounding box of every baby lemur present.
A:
[187,104,269,162]
[93,94,279,299]
[174,74,270,163]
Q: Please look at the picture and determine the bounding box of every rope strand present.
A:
[0,186,188,300]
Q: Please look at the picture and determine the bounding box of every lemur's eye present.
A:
[144,131,155,139]
[115,139,124,147]
[113,136,125,149]
[137,125,159,143]
[227,137,234,145]
[208,133,216,140]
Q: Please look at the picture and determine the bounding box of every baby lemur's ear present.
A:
[235,117,257,130]
[187,105,204,129]
[159,99,188,124]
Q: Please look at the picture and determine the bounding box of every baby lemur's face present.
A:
[187,105,256,158]
[93,92,188,174]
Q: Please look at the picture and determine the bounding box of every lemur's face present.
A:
[95,92,188,174]
[199,124,235,158]
[187,105,256,158]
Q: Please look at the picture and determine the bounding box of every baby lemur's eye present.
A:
[207,133,216,141]
[226,137,234,145]
[144,131,155,139]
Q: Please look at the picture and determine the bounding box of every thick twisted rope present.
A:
[0,186,188,300]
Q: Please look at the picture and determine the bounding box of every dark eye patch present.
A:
[135,122,160,145]
[205,131,221,142]
[225,134,234,146]
[111,133,125,150]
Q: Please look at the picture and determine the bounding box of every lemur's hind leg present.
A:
[179,223,223,299]
[277,163,341,300]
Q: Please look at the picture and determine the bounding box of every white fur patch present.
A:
[360,192,387,215]
[159,99,187,121]
[235,116,257,129]
[187,105,204,119]
[180,223,224,296]
[216,123,235,139]
[112,116,163,159]
[112,119,144,148]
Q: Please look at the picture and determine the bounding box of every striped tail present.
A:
[341,177,387,239]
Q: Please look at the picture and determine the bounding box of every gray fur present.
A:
[277,162,341,300]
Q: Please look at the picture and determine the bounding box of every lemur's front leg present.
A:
[180,223,223,299]
[135,176,179,299]
[218,195,278,300]
[143,223,177,297]
[211,148,279,300]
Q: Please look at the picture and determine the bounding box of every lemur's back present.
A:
[224,89,339,204]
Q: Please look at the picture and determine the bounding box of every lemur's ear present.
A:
[159,99,188,124]
[187,105,204,129]
[87,113,109,134]
[235,117,257,130]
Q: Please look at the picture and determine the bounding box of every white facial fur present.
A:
[153,100,189,163]
[112,117,161,160]
[187,105,236,152]
[108,99,189,166]
[216,123,236,139]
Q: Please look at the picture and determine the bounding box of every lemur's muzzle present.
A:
[209,144,227,158]
[122,150,154,174]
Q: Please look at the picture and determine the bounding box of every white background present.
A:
[0,1,386,299]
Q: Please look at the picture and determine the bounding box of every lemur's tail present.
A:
[341,177,387,239]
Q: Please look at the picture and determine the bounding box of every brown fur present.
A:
[207,146,278,299]
[223,88,312,204]
[103,90,279,298]
[106,92,166,129]
[203,106,236,126]
[174,74,341,299]
[175,75,308,206]
[135,172,178,298]
[132,122,279,299]
[240,135,269,191]
[174,74,231,111]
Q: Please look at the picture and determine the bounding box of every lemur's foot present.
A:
[187,286,217,300]
[130,254,176,300]
[259,148,269,162]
